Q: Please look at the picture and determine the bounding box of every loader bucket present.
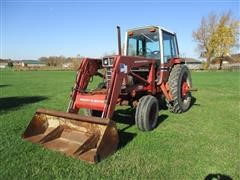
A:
[22,108,119,163]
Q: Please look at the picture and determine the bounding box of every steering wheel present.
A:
[151,50,160,55]
[139,48,152,56]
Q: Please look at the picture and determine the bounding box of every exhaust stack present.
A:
[117,26,121,55]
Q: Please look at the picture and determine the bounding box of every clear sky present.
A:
[1,0,239,60]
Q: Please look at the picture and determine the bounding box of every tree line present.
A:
[38,55,83,67]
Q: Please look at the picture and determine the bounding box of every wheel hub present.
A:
[182,81,189,96]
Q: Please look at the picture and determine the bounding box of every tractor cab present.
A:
[125,26,179,63]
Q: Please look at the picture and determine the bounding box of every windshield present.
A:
[127,28,160,59]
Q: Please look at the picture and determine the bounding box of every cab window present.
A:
[127,28,160,59]
[163,32,177,62]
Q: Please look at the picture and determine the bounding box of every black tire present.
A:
[84,109,102,117]
[167,64,192,113]
[135,95,159,131]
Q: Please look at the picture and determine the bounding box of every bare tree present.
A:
[38,57,49,65]
[193,12,218,69]
[38,56,70,66]
[72,56,83,70]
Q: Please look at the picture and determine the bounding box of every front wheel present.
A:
[167,64,192,113]
[135,95,159,131]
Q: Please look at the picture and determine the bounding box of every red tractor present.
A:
[23,26,193,163]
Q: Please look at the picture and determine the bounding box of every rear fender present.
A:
[157,58,184,85]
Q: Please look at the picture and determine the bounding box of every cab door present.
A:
[162,31,179,63]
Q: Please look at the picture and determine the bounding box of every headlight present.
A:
[103,59,108,65]
[102,57,114,67]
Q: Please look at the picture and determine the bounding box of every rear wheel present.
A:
[135,95,159,131]
[167,64,192,113]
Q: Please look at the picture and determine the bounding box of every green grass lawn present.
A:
[0,70,239,179]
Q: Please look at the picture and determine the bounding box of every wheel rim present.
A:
[182,81,189,97]
[149,103,157,126]
[181,72,191,104]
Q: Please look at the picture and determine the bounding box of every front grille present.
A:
[106,67,112,88]
[102,57,114,67]
[102,57,114,88]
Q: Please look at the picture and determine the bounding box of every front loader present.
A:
[23,26,194,163]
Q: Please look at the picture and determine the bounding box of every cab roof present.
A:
[126,25,175,35]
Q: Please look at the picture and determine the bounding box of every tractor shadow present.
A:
[204,173,232,180]
[190,96,200,107]
[0,84,11,88]
[118,131,136,149]
[0,96,48,111]
[113,108,136,149]
[156,114,168,127]
[113,108,168,149]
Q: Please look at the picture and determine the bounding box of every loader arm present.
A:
[67,58,102,113]
[68,56,156,119]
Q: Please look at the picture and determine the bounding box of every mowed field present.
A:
[0,70,239,179]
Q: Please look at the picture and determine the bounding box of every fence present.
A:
[185,62,240,71]
[209,63,240,71]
